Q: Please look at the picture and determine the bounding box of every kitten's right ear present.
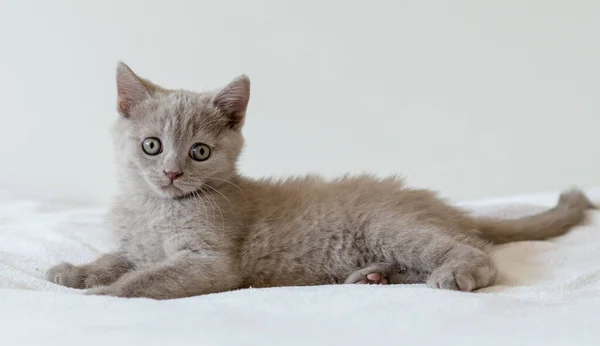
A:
[116,62,150,117]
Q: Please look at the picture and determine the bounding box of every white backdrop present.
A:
[0,0,598,203]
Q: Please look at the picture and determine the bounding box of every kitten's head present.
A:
[112,62,250,198]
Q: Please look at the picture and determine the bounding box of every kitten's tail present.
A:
[474,189,596,244]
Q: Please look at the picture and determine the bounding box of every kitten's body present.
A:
[46,63,595,299]
[106,174,477,290]
[238,174,484,288]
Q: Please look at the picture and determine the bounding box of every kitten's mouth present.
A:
[161,183,180,191]
[156,179,199,198]
[159,183,185,197]
[158,182,203,200]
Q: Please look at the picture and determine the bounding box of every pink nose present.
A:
[164,170,183,181]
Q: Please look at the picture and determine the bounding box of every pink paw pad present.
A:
[356,272,389,285]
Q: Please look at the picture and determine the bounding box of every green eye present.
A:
[190,143,211,161]
[142,137,162,155]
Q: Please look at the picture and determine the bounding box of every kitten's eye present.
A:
[190,143,211,161]
[142,137,162,155]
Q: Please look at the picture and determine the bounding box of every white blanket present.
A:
[1,188,600,346]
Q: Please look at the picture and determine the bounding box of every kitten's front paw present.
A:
[46,262,85,289]
[427,260,497,292]
[86,284,139,298]
[86,285,121,297]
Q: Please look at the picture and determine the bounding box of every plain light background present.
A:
[0,0,598,204]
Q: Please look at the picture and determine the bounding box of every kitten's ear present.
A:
[116,62,150,117]
[210,75,251,130]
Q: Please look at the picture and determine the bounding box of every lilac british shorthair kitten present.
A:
[46,63,595,299]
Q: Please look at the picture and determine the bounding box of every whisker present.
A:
[206,177,248,201]
[198,187,218,227]
[191,189,209,221]
[200,186,225,232]
[203,183,232,206]
[173,181,234,232]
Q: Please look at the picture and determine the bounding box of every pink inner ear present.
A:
[118,100,129,114]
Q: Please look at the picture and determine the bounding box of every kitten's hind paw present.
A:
[357,272,389,285]
[344,263,397,285]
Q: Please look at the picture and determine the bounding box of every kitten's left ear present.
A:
[210,75,251,130]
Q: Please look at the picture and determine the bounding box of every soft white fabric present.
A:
[1,188,600,346]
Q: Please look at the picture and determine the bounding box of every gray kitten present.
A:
[46,63,595,299]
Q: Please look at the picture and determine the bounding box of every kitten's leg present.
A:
[86,250,240,299]
[425,244,496,291]
[46,253,134,289]
[396,238,497,292]
[344,263,428,285]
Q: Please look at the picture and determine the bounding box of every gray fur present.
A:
[46,63,596,299]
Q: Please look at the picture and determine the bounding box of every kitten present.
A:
[46,63,595,299]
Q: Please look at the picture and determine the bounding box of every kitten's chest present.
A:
[109,199,215,264]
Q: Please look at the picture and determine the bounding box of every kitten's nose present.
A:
[164,170,183,182]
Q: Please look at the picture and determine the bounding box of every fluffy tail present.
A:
[475,189,596,244]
